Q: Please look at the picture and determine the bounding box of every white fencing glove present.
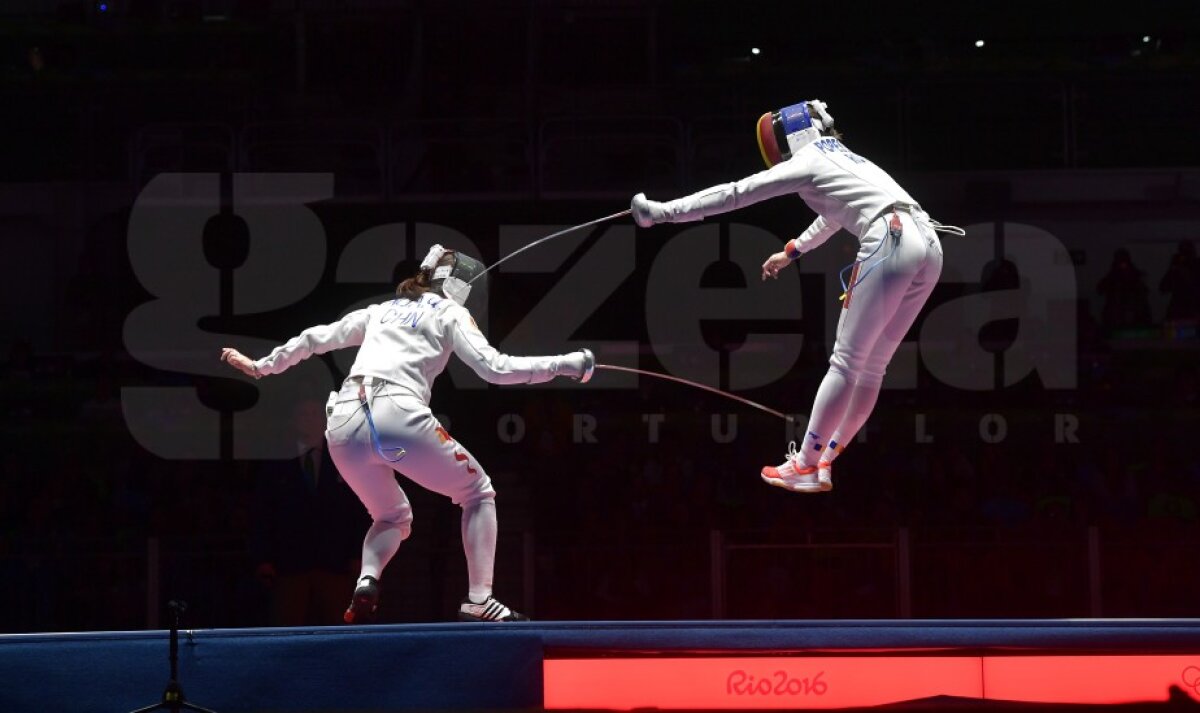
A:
[631,193,670,228]
[556,348,595,383]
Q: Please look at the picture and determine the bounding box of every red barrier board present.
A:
[544,654,1200,709]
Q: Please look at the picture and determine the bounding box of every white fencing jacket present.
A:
[653,137,920,258]
[254,292,570,403]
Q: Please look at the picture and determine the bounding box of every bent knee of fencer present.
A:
[853,342,899,387]
[855,370,885,388]
[856,353,891,387]
[459,491,496,511]
[373,506,414,540]
[825,356,861,380]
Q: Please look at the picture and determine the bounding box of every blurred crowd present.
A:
[1098,242,1200,336]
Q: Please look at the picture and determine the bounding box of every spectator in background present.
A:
[1096,248,1152,334]
[251,398,366,627]
[27,47,44,74]
[1159,241,1200,323]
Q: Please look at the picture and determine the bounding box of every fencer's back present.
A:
[348,293,460,403]
[792,137,918,238]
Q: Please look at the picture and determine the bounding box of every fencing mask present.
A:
[421,244,486,307]
[756,99,835,168]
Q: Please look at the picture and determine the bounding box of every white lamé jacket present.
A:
[254,292,573,403]
[652,137,920,259]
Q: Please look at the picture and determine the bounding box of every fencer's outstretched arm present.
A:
[449,307,589,385]
[226,308,372,379]
[632,160,809,227]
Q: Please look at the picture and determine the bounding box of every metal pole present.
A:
[896,527,912,618]
[523,530,536,618]
[710,530,725,619]
[146,537,160,629]
[1088,525,1102,616]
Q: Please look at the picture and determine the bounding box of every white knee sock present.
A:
[360,521,406,581]
[462,499,497,602]
[824,379,882,464]
[799,367,854,467]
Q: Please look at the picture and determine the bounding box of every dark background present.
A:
[1,0,1199,632]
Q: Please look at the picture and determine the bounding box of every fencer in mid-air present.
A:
[221,246,594,622]
[631,99,961,494]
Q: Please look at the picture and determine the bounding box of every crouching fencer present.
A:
[631,99,962,494]
[221,246,594,622]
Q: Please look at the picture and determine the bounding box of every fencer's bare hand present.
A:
[761,251,792,280]
[221,347,260,379]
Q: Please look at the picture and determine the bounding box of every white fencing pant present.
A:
[797,209,944,466]
[325,379,497,596]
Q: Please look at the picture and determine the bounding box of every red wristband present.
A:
[784,240,802,260]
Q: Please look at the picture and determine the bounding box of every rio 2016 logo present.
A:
[1184,666,1200,695]
[726,669,828,696]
